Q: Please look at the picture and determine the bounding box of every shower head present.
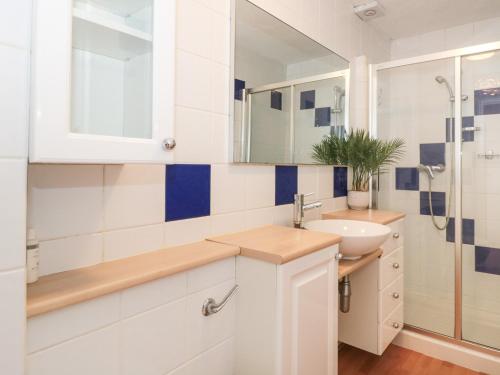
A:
[435,75,454,100]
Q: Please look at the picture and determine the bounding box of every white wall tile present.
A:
[245,165,275,209]
[0,159,26,270]
[0,45,28,158]
[164,216,211,247]
[212,114,230,164]
[104,164,165,230]
[211,62,230,115]
[120,299,187,375]
[174,106,213,163]
[298,165,318,199]
[187,258,235,294]
[273,204,293,227]
[167,338,235,375]
[38,233,103,276]
[0,0,31,48]
[211,164,246,214]
[176,50,212,111]
[245,207,275,228]
[177,0,213,59]
[186,280,236,358]
[0,269,25,375]
[121,272,187,318]
[27,325,120,375]
[210,211,247,236]
[317,166,333,199]
[28,165,104,240]
[212,11,230,65]
[27,293,120,353]
[103,224,164,261]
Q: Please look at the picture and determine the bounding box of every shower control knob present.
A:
[392,262,400,269]
[162,138,176,150]
[393,322,400,329]
[392,292,400,299]
[393,232,400,239]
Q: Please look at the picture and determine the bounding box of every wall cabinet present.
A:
[339,219,404,355]
[236,246,339,375]
[30,0,175,163]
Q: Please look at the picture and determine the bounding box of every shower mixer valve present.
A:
[417,164,445,179]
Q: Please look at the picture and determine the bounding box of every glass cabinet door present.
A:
[30,0,175,163]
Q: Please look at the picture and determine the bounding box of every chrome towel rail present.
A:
[202,285,239,316]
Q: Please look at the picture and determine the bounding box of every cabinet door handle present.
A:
[393,322,400,329]
[202,285,238,316]
[392,262,400,269]
[392,292,400,299]
[335,253,343,261]
[393,232,400,239]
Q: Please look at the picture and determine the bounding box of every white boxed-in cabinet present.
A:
[236,246,339,375]
[30,0,175,163]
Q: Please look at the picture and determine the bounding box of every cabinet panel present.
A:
[278,247,338,375]
[379,303,403,354]
[379,275,403,322]
[380,219,404,254]
[30,0,175,163]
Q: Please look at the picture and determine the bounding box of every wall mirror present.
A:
[232,0,350,164]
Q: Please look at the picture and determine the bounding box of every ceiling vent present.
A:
[353,1,385,21]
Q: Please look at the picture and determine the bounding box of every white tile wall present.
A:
[27,259,237,375]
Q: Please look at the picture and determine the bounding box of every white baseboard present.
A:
[393,329,500,374]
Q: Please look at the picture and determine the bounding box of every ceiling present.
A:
[352,0,500,40]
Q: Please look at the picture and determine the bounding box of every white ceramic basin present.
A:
[304,219,391,259]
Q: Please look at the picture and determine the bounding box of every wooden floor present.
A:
[339,344,486,375]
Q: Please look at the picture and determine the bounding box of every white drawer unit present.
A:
[339,217,405,355]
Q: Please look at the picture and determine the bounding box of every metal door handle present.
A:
[392,292,400,299]
[393,322,400,329]
[392,262,400,269]
[202,285,238,316]
[393,232,400,239]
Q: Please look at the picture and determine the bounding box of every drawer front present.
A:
[379,247,403,290]
[380,219,404,255]
[379,303,403,354]
[379,275,403,322]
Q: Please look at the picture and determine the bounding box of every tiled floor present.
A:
[338,344,485,374]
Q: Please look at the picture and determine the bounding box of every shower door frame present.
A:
[369,41,500,354]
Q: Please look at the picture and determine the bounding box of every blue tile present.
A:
[446,117,474,142]
[475,88,500,115]
[334,167,348,197]
[275,166,297,205]
[420,143,445,166]
[271,91,282,110]
[446,218,475,245]
[300,90,315,110]
[475,246,500,276]
[395,168,419,191]
[234,79,245,101]
[420,191,446,216]
[315,107,331,127]
[165,165,210,221]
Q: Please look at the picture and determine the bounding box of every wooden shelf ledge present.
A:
[338,249,383,279]
[27,241,239,318]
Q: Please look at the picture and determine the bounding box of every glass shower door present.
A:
[376,58,456,337]
[461,50,500,350]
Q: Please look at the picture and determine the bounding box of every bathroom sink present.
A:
[304,219,391,259]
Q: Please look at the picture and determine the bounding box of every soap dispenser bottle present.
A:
[26,229,39,283]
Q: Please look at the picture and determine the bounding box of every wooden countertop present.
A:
[208,225,342,264]
[27,241,239,318]
[338,249,383,279]
[322,209,405,225]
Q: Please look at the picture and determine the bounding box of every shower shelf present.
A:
[478,151,500,160]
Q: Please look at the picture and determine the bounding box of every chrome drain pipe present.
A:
[339,275,351,313]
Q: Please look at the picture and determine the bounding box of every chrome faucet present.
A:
[293,193,322,228]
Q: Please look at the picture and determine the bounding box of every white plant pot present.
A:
[347,191,370,210]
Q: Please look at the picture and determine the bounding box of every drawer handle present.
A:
[393,232,400,239]
[393,322,400,329]
[202,285,238,316]
[392,262,400,269]
[392,292,400,299]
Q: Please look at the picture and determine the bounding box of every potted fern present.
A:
[312,129,405,210]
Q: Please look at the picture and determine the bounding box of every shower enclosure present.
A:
[371,42,500,352]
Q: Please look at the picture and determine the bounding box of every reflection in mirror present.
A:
[233,0,350,164]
